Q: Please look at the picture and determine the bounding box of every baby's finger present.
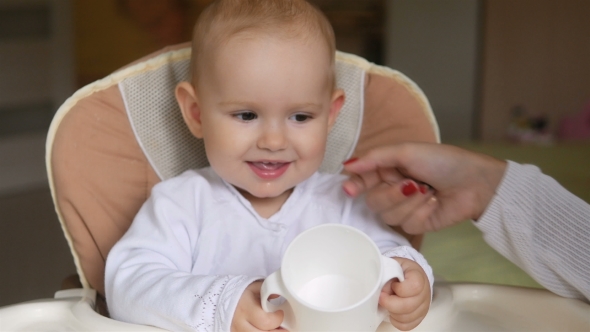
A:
[390,268,427,298]
[379,291,422,315]
[381,279,394,296]
[232,319,260,332]
[387,300,430,331]
[249,308,284,331]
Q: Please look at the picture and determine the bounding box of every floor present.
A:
[0,133,76,308]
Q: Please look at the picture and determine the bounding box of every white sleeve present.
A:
[476,161,590,302]
[105,189,261,332]
[344,196,434,294]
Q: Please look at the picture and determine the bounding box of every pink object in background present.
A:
[558,102,590,141]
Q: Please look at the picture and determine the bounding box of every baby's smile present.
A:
[177,25,343,210]
[247,161,291,180]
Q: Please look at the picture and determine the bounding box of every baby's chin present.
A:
[234,185,294,201]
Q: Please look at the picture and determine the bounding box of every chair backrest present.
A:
[47,43,439,296]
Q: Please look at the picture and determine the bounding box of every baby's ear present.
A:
[328,89,345,131]
[176,81,203,138]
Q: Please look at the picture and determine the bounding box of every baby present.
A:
[105,0,433,331]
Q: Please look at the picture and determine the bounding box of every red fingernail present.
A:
[419,184,428,194]
[342,157,358,165]
[401,181,418,196]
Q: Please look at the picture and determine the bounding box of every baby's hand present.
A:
[380,258,431,331]
[232,281,285,332]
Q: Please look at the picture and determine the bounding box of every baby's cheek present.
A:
[301,139,327,161]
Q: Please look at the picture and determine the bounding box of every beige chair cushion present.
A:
[48,44,438,296]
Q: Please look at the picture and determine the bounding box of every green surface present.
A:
[422,222,543,288]
[456,142,590,203]
[421,142,590,289]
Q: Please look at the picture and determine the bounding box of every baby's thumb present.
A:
[255,300,285,331]
[380,279,394,296]
[263,309,284,330]
[390,270,423,298]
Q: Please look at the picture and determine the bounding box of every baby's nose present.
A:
[257,124,288,151]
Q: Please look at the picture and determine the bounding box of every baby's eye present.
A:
[290,114,312,122]
[234,111,257,121]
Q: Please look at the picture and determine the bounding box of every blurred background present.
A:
[0,0,589,307]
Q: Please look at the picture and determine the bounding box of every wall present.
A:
[74,0,207,86]
[384,0,481,142]
[0,0,74,137]
[479,0,590,141]
[74,0,385,87]
[312,0,385,65]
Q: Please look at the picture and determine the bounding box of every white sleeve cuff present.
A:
[215,275,265,332]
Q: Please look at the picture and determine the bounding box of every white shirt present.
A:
[477,161,590,302]
[105,168,433,331]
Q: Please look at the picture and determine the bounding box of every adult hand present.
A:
[342,142,507,234]
[232,281,285,332]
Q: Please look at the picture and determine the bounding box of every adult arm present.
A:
[478,161,590,302]
[342,142,590,302]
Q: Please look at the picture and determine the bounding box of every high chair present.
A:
[0,45,588,331]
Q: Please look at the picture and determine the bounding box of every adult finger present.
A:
[366,180,431,214]
[377,166,406,185]
[377,196,434,230]
[343,145,409,174]
[397,197,438,234]
[376,194,437,233]
[342,165,406,198]
[342,172,379,198]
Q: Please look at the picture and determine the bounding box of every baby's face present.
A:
[195,33,343,200]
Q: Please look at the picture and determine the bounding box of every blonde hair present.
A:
[190,0,336,86]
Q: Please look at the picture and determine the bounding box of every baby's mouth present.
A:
[247,161,291,179]
[249,161,289,170]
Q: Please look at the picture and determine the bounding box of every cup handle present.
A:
[377,256,405,322]
[260,271,294,330]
